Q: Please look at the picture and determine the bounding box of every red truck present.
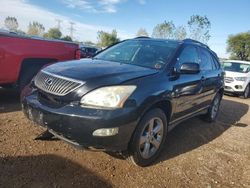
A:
[0,31,81,91]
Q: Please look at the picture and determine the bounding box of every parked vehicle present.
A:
[21,38,224,166]
[80,45,100,58]
[0,30,81,91]
[222,60,250,98]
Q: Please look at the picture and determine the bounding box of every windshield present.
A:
[95,40,179,69]
[223,62,250,73]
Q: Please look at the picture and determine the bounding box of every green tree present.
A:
[97,30,120,47]
[152,21,175,39]
[136,28,149,37]
[4,16,18,31]
[61,35,73,41]
[188,15,211,43]
[27,21,45,37]
[43,28,62,39]
[227,32,250,61]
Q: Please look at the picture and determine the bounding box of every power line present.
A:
[55,19,62,30]
[69,22,75,39]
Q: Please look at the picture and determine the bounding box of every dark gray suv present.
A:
[22,38,224,166]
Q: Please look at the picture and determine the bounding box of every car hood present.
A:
[224,71,248,77]
[43,59,158,86]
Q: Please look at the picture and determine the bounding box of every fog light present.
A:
[235,85,243,89]
[93,128,119,137]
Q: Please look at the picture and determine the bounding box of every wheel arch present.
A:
[17,58,58,88]
[18,58,57,79]
[149,100,172,123]
[218,87,224,99]
[127,99,172,149]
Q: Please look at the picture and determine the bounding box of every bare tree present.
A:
[188,15,211,43]
[174,26,187,40]
[4,16,18,31]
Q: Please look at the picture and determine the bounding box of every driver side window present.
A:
[178,46,199,65]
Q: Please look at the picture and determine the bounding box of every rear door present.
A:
[199,47,222,107]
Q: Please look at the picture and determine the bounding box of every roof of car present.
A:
[224,60,250,64]
[132,37,220,59]
[133,37,210,49]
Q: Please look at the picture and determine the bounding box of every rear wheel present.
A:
[204,93,222,122]
[128,108,167,167]
[243,85,249,99]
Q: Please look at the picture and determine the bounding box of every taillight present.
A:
[75,49,81,59]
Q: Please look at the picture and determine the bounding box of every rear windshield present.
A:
[223,62,250,73]
[95,40,179,69]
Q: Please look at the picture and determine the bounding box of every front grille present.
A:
[224,77,234,83]
[34,70,84,96]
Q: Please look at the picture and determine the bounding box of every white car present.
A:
[223,60,250,98]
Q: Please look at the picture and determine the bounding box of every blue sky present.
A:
[1,0,250,58]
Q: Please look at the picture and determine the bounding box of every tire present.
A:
[204,93,222,122]
[243,85,249,99]
[128,108,167,167]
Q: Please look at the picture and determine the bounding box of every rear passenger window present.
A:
[200,49,214,71]
[178,46,199,65]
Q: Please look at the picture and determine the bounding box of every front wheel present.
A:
[243,85,249,99]
[128,108,167,167]
[204,94,222,122]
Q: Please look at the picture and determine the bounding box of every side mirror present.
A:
[179,62,200,74]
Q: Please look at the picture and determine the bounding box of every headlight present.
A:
[234,77,247,81]
[80,86,136,108]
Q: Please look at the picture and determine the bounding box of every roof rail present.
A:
[183,38,210,49]
[134,36,151,39]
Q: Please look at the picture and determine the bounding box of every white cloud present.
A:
[137,0,146,5]
[0,0,132,42]
[62,0,124,13]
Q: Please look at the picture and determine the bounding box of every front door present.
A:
[171,45,204,122]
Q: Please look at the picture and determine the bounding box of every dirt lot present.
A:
[0,88,250,188]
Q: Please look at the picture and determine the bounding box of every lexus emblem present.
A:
[45,78,53,86]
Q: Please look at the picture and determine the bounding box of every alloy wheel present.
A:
[211,96,220,119]
[139,117,164,159]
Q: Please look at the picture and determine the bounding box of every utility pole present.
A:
[55,19,62,30]
[69,22,75,39]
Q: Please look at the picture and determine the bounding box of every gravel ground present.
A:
[0,88,250,188]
